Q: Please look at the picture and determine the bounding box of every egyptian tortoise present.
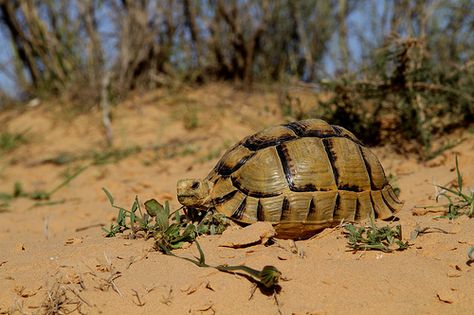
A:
[177,119,403,239]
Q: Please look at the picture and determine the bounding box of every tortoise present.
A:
[177,119,403,239]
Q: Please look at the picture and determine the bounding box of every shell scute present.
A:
[277,137,337,191]
[336,190,359,221]
[259,195,285,222]
[231,147,287,197]
[326,137,371,191]
[243,125,297,151]
[306,191,339,222]
[215,144,255,176]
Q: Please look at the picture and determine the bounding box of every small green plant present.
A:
[59,165,86,180]
[0,187,14,211]
[0,129,29,154]
[41,146,142,166]
[182,105,200,130]
[92,146,142,165]
[436,156,473,219]
[0,201,9,212]
[162,239,282,289]
[102,188,230,248]
[426,139,465,161]
[343,219,409,253]
[102,188,153,238]
[30,165,88,201]
[0,166,87,209]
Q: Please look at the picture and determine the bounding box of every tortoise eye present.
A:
[191,181,200,189]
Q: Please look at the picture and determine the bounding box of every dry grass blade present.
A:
[409,225,455,241]
[40,282,84,315]
[435,155,474,219]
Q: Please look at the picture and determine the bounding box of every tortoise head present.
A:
[177,179,212,209]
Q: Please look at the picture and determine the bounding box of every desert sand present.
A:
[0,84,473,315]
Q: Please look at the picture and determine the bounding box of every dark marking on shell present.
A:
[354,198,362,220]
[230,176,281,198]
[338,184,363,192]
[257,200,265,221]
[291,183,323,192]
[213,190,238,205]
[369,192,378,219]
[284,122,305,136]
[275,144,295,190]
[290,123,364,145]
[331,125,344,136]
[306,198,316,220]
[243,134,298,151]
[216,151,255,176]
[332,193,342,220]
[280,197,291,221]
[286,121,347,140]
[231,197,246,220]
[322,138,339,186]
[359,146,377,190]
[299,128,333,138]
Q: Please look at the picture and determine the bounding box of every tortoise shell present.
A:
[206,119,402,239]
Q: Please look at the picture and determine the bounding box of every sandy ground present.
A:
[0,84,473,315]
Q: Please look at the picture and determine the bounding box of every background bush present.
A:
[0,0,472,154]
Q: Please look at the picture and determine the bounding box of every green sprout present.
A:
[102,189,230,251]
[343,218,409,253]
[436,155,474,219]
[163,239,282,289]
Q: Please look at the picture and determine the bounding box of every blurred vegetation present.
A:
[0,129,28,155]
[0,0,472,154]
[319,36,473,158]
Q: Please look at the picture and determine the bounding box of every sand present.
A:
[0,84,473,315]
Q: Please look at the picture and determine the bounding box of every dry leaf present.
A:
[437,288,458,304]
[65,237,83,245]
